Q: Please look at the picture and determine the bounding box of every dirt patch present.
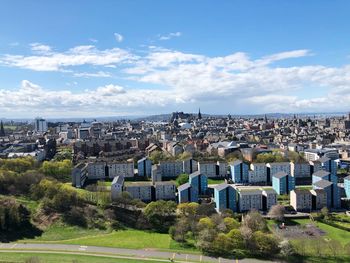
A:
[271,222,326,239]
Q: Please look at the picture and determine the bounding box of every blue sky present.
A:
[1,0,350,118]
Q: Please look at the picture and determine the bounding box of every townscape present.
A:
[2,111,350,262]
[2,1,350,263]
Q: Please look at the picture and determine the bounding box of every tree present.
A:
[320,207,330,220]
[210,233,233,256]
[268,204,285,222]
[196,228,217,253]
[169,217,190,242]
[175,173,189,187]
[144,200,177,232]
[279,240,294,257]
[224,217,240,231]
[239,225,253,248]
[227,229,244,250]
[197,217,215,230]
[241,210,267,232]
[177,202,198,218]
[252,231,280,256]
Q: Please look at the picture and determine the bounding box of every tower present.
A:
[198,108,202,120]
[0,121,5,137]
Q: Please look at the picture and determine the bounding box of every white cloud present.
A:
[0,45,135,71]
[96,84,126,95]
[89,38,98,43]
[114,33,124,43]
[3,46,350,116]
[158,32,182,41]
[30,43,52,54]
[73,71,112,78]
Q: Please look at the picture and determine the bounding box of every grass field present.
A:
[0,252,164,263]
[207,178,225,185]
[20,226,197,253]
[21,223,111,242]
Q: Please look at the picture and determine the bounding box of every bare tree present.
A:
[268,204,285,222]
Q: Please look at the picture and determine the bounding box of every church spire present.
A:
[198,108,202,120]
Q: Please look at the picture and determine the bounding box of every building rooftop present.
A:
[312,170,330,178]
[112,175,124,185]
[178,182,191,191]
[273,171,288,179]
[313,179,333,189]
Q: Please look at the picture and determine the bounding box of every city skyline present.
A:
[1,1,350,117]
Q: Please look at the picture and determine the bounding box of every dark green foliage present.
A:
[144,200,177,232]
[175,173,189,187]
[0,197,41,242]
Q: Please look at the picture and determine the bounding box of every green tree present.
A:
[252,231,280,256]
[175,173,189,187]
[144,200,177,232]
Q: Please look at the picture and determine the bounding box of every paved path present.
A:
[0,242,278,263]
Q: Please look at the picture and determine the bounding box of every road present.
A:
[0,242,278,263]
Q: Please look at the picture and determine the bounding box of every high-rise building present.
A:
[34,117,48,133]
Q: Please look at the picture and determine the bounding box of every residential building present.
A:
[272,172,295,195]
[262,188,277,211]
[111,175,124,200]
[159,161,183,178]
[183,158,198,174]
[189,171,208,195]
[178,183,198,203]
[290,189,312,211]
[249,163,267,183]
[237,188,263,212]
[310,189,327,210]
[138,157,152,178]
[267,162,291,184]
[344,175,350,198]
[34,117,48,133]
[230,160,249,183]
[124,182,153,202]
[155,181,176,200]
[72,163,88,188]
[213,183,237,213]
[198,161,227,178]
[290,162,310,178]
[107,160,134,178]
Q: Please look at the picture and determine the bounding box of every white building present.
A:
[111,176,124,200]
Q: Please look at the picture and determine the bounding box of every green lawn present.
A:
[0,252,164,263]
[21,227,197,253]
[21,223,111,242]
[62,230,175,249]
[207,178,225,185]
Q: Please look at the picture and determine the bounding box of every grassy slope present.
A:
[20,225,197,253]
[0,252,163,263]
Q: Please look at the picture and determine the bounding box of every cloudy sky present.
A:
[1,1,350,118]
